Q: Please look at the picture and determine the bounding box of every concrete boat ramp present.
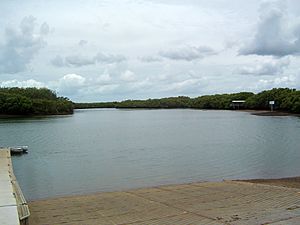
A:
[29,180,300,225]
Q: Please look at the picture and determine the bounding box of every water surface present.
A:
[1,109,300,200]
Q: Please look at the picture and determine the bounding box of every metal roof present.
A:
[232,100,246,103]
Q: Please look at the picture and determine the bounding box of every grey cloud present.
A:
[65,55,94,67]
[240,2,300,57]
[78,40,88,46]
[51,55,65,67]
[139,56,163,63]
[51,55,94,68]
[0,16,49,74]
[51,52,126,67]
[40,22,50,35]
[20,15,36,34]
[238,57,290,76]
[159,46,216,61]
[94,52,126,64]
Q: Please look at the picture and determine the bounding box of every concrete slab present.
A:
[269,216,300,225]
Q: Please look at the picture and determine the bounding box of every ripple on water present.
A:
[0,109,299,200]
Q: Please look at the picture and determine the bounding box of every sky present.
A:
[1,0,300,102]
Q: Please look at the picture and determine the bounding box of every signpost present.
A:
[269,101,275,112]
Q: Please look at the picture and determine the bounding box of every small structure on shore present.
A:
[231,100,246,110]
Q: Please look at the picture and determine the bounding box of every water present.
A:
[1,109,300,200]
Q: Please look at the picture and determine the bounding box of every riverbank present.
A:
[249,110,299,116]
[28,179,300,225]
[241,176,300,189]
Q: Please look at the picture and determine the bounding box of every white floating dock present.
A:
[0,149,29,225]
[0,149,19,225]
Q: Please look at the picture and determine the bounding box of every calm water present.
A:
[1,109,300,200]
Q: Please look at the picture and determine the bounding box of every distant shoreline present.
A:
[78,108,299,117]
[0,112,73,118]
[1,108,298,119]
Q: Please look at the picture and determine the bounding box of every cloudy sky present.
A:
[1,0,300,102]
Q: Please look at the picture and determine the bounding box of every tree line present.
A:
[74,88,300,114]
[0,87,73,115]
[1,87,299,115]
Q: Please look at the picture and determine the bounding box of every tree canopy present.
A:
[2,87,298,115]
[74,88,300,114]
[0,87,73,115]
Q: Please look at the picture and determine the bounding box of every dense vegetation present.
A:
[117,96,192,108]
[0,87,73,115]
[191,92,254,109]
[1,87,299,115]
[74,88,300,114]
[75,102,118,109]
[245,88,300,113]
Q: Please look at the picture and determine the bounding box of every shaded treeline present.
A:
[75,88,300,114]
[75,102,119,109]
[0,87,73,115]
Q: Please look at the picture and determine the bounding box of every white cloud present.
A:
[87,84,119,95]
[256,75,296,90]
[162,78,205,92]
[0,79,46,88]
[54,74,86,95]
[58,74,86,87]
[96,73,112,83]
[120,70,136,82]
[237,57,290,76]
